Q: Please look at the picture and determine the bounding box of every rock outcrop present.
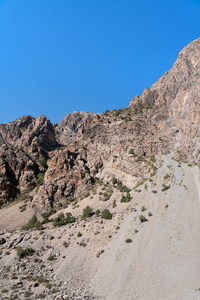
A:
[0,115,58,151]
[0,37,200,208]
[129,37,200,163]
[55,111,97,145]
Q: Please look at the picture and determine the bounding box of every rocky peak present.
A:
[129,37,200,163]
[0,115,58,151]
[56,111,97,145]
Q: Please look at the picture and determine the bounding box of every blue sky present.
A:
[0,0,199,124]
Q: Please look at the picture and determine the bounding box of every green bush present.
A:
[21,215,42,231]
[120,191,131,203]
[36,173,45,185]
[77,232,82,237]
[95,209,101,216]
[101,209,112,220]
[47,255,56,261]
[17,247,34,259]
[125,238,132,243]
[162,185,170,192]
[39,157,47,168]
[141,206,146,212]
[41,208,57,219]
[53,212,75,227]
[112,177,117,185]
[139,215,148,223]
[82,206,93,220]
[65,212,75,223]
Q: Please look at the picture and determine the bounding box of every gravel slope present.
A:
[91,156,200,300]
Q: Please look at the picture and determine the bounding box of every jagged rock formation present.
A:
[129,37,200,163]
[0,115,58,150]
[55,111,97,145]
[0,37,200,300]
[0,37,199,209]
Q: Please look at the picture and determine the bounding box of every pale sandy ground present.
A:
[0,155,200,300]
[91,156,200,300]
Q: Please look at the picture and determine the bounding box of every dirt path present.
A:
[91,156,200,300]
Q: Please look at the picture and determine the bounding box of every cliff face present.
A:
[0,115,57,150]
[0,37,200,208]
[129,37,200,163]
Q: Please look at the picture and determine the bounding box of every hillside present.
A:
[0,38,200,300]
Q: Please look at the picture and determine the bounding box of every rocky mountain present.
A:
[0,38,200,300]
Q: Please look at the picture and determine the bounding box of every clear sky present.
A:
[0,0,199,124]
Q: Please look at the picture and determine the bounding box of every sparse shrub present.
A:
[95,209,101,216]
[34,221,43,230]
[150,155,156,163]
[41,208,57,219]
[79,242,87,247]
[152,190,157,194]
[37,276,48,284]
[139,215,148,223]
[65,212,75,223]
[125,238,132,243]
[112,200,117,208]
[63,241,68,248]
[134,229,138,233]
[24,291,33,297]
[77,232,82,237]
[1,288,8,293]
[165,204,169,209]
[112,177,117,185]
[114,108,123,117]
[17,247,34,259]
[39,157,47,168]
[84,191,90,198]
[148,212,153,217]
[129,148,134,155]
[119,185,130,193]
[82,206,93,220]
[47,255,56,261]
[164,173,170,180]
[116,226,120,230]
[120,191,131,203]
[101,209,112,220]
[21,215,42,231]
[19,204,27,212]
[36,173,45,185]
[162,185,170,192]
[141,206,146,212]
[53,212,75,227]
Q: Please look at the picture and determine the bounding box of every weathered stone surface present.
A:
[129,37,200,163]
[56,111,97,145]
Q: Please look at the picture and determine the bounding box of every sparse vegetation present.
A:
[17,247,34,259]
[139,215,148,223]
[53,212,75,227]
[95,209,101,216]
[21,215,42,231]
[162,185,171,192]
[120,191,131,203]
[101,209,112,220]
[82,206,93,220]
[141,206,146,212]
[125,238,132,243]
